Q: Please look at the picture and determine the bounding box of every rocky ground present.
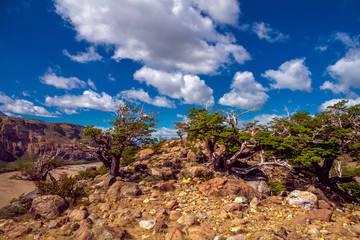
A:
[1,140,360,240]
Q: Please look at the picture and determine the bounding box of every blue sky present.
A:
[1,0,360,138]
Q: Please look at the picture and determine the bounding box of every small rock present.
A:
[249,197,261,210]
[69,209,88,221]
[169,211,182,221]
[177,214,198,226]
[195,212,211,222]
[233,197,248,204]
[287,232,302,240]
[352,224,360,235]
[246,180,271,195]
[318,200,331,209]
[121,184,142,198]
[181,165,213,178]
[7,226,32,239]
[133,211,142,218]
[48,220,61,229]
[139,220,157,230]
[223,202,246,212]
[291,214,309,225]
[188,226,216,240]
[325,225,349,235]
[226,234,248,240]
[286,190,318,209]
[153,182,175,191]
[166,228,183,240]
[309,209,333,222]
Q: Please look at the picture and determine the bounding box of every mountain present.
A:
[0,111,6,116]
[0,115,95,164]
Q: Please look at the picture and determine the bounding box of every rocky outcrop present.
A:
[0,116,95,163]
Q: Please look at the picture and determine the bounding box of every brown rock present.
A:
[187,151,197,162]
[166,200,179,210]
[181,165,213,178]
[153,182,175,191]
[188,226,216,240]
[325,225,349,235]
[29,195,68,220]
[137,148,154,160]
[169,211,182,221]
[7,226,32,239]
[73,219,94,240]
[318,200,331,209]
[121,184,142,198]
[69,209,88,221]
[287,232,302,240]
[223,202,247,212]
[106,181,127,199]
[351,224,360,235]
[309,209,333,222]
[166,228,183,240]
[198,177,264,199]
[291,213,309,225]
[177,214,198,226]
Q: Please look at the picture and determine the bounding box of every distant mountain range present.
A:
[0,115,96,165]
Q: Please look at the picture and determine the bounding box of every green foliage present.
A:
[150,137,167,154]
[82,104,158,177]
[342,167,360,177]
[0,205,26,219]
[268,180,287,195]
[339,182,360,202]
[35,174,86,201]
[78,164,108,179]
[121,146,139,166]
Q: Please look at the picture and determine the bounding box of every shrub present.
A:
[268,180,287,195]
[0,205,26,219]
[342,167,360,177]
[339,182,360,202]
[35,173,86,201]
[78,164,107,179]
[121,146,139,166]
[150,137,167,154]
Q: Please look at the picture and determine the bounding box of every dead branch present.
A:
[231,160,294,175]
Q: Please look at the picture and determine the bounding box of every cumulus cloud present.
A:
[120,88,176,108]
[219,71,269,110]
[54,0,250,74]
[319,97,360,111]
[40,68,87,90]
[45,90,118,113]
[250,113,281,126]
[321,48,360,96]
[152,127,179,139]
[252,22,289,43]
[262,58,312,92]
[87,79,97,90]
[0,92,56,117]
[134,67,214,106]
[63,46,102,63]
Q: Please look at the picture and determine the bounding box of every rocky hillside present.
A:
[0,116,95,165]
[1,139,360,239]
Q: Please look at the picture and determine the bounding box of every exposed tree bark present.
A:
[231,160,294,175]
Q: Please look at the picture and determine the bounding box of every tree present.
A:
[81,103,157,178]
[255,101,359,185]
[176,108,255,170]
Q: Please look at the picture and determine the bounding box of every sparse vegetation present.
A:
[268,180,287,195]
[339,182,360,202]
[0,205,26,219]
[78,164,108,179]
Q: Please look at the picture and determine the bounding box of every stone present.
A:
[7,226,32,239]
[48,220,61,229]
[246,180,271,195]
[291,213,309,225]
[309,209,333,222]
[226,234,248,240]
[137,148,154,160]
[169,211,182,221]
[153,182,175,191]
[181,165,213,178]
[121,184,142,198]
[106,181,127,199]
[325,225,350,235]
[177,214,198,226]
[187,151,197,162]
[249,197,261,210]
[139,220,157,230]
[287,232,302,240]
[198,177,264,199]
[223,202,247,212]
[234,197,249,204]
[73,219,94,240]
[188,226,216,240]
[318,200,331,209]
[166,200,179,210]
[166,228,183,240]
[69,209,88,221]
[352,224,360,235]
[195,212,211,222]
[286,190,318,209]
[29,195,68,220]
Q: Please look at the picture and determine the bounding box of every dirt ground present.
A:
[0,162,102,208]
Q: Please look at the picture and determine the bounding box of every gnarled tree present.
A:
[81,104,157,178]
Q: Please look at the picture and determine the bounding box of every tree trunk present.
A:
[109,157,120,177]
[312,158,335,186]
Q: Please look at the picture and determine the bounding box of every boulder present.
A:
[29,195,68,220]
[286,190,318,209]
[137,148,154,160]
[69,209,89,221]
[188,226,216,240]
[177,214,198,226]
[309,209,333,222]
[246,180,271,195]
[121,184,142,198]
[181,165,213,178]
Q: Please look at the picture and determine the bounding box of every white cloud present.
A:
[193,0,240,25]
[321,48,360,96]
[152,127,179,139]
[333,32,360,48]
[87,79,97,90]
[45,90,118,113]
[134,67,214,106]
[262,58,312,92]
[319,97,360,111]
[108,73,116,82]
[219,71,269,110]
[40,67,87,90]
[315,45,328,52]
[252,22,289,43]
[120,88,176,108]
[54,0,250,74]
[250,113,280,126]
[63,46,102,63]
[0,92,56,117]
